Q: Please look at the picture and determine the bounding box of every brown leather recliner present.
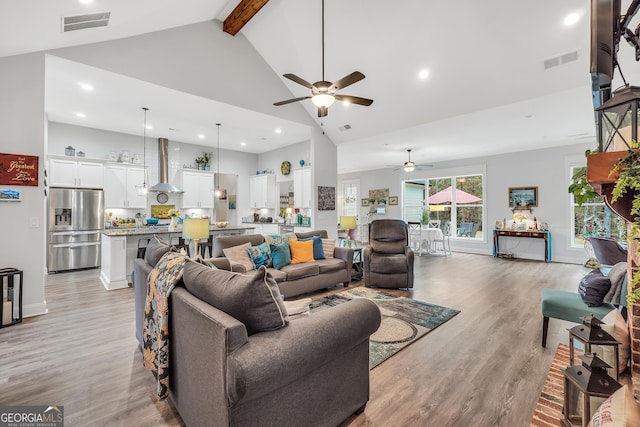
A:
[363,219,414,289]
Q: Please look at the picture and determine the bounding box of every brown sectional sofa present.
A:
[210,230,354,298]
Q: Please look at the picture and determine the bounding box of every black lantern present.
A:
[561,353,621,427]
[596,85,640,152]
[568,315,620,380]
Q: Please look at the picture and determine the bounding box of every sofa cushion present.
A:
[144,235,174,267]
[290,239,315,264]
[247,242,271,269]
[223,242,255,271]
[321,238,335,258]
[578,269,612,307]
[270,242,292,269]
[315,258,346,274]
[368,252,408,274]
[182,262,288,335]
[264,233,297,247]
[281,263,319,281]
[299,236,325,260]
[266,267,287,283]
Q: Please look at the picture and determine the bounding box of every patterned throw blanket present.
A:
[143,252,188,399]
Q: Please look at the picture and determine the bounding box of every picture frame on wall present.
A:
[362,198,370,207]
[508,186,538,208]
[0,189,21,201]
[389,196,398,205]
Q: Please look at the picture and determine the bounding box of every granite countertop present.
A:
[102,224,256,236]
[241,221,311,228]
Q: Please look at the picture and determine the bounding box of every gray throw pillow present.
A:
[182,262,289,335]
[144,236,174,267]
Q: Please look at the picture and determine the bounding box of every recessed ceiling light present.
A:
[78,82,93,91]
[78,0,93,4]
[145,125,152,130]
[240,142,247,146]
[275,128,282,134]
[198,134,205,139]
[75,112,86,118]
[418,69,430,79]
[564,12,580,26]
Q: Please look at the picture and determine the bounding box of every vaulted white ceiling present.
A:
[3,0,639,173]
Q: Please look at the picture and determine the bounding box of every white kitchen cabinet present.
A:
[249,174,276,209]
[49,158,104,188]
[99,234,128,290]
[293,168,312,208]
[181,171,214,209]
[103,164,147,208]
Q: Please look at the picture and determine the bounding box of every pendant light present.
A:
[135,107,149,195]
[215,123,222,198]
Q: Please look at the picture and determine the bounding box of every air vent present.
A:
[62,12,110,32]
[338,124,352,132]
[543,50,579,70]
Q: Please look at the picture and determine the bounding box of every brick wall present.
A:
[627,225,640,396]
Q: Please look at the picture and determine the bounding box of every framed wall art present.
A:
[388,196,398,206]
[0,189,21,201]
[362,198,370,207]
[508,187,538,208]
[318,186,335,211]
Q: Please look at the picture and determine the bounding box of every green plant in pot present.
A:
[609,141,640,305]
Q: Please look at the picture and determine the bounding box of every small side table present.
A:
[351,247,363,281]
[1,268,23,328]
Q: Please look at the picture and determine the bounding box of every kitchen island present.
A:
[100,224,255,290]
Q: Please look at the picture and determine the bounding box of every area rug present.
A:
[309,287,460,369]
[530,344,570,427]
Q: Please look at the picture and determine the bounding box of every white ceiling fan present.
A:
[391,149,433,172]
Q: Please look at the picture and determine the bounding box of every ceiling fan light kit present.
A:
[274,0,373,117]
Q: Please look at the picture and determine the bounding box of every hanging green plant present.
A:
[609,141,640,306]
[568,150,599,207]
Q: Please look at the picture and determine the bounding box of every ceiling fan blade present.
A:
[274,96,312,106]
[334,94,374,106]
[317,106,328,117]
[283,73,315,89]
[328,71,365,92]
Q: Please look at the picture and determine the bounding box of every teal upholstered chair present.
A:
[540,271,628,347]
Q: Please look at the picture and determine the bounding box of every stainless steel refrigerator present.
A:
[47,188,104,273]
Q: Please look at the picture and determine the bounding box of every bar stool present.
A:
[199,235,213,258]
[137,238,151,259]
[171,236,190,257]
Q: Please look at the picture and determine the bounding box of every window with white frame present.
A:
[403,174,484,238]
[343,180,359,217]
[570,165,626,247]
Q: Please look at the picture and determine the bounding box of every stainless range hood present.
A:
[150,138,183,193]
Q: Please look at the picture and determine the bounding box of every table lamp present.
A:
[340,216,357,241]
[182,218,209,258]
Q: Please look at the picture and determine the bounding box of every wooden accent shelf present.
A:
[586,151,636,223]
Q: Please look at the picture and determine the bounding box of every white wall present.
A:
[339,142,593,264]
[0,53,48,317]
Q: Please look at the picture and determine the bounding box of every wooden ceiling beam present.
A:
[223,0,270,36]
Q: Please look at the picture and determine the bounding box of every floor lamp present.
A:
[182,218,209,258]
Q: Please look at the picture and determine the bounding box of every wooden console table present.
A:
[492,230,551,262]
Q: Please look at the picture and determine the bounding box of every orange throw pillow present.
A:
[289,239,315,264]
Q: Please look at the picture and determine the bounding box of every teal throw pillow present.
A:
[247,242,272,269]
[300,236,325,260]
[270,242,292,270]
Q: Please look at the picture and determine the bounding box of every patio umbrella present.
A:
[426,186,481,204]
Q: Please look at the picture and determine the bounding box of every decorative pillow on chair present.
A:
[592,309,631,375]
[182,263,288,335]
[578,269,612,307]
[247,242,272,269]
[321,238,335,258]
[289,239,315,264]
[299,236,325,260]
[270,242,292,270]
[588,385,640,427]
[223,242,254,271]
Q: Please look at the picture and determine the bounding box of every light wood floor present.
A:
[0,253,588,426]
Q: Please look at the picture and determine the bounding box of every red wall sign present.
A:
[0,153,39,186]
